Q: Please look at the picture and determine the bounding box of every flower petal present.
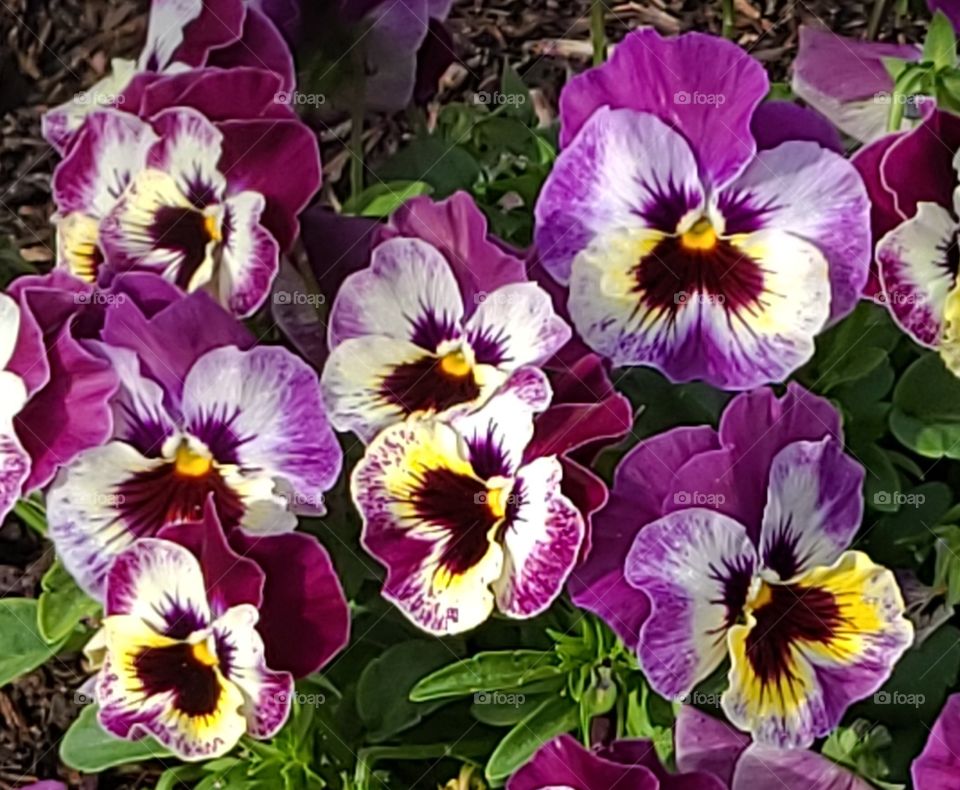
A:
[732,742,873,790]
[675,706,750,787]
[558,29,768,185]
[912,694,960,790]
[535,106,704,285]
[214,191,280,317]
[0,428,29,522]
[723,551,913,748]
[749,100,843,154]
[759,438,865,580]
[877,202,957,347]
[625,508,758,700]
[328,236,464,348]
[493,456,585,618]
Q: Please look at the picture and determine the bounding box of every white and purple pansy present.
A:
[55,106,284,316]
[0,293,32,520]
[96,538,292,761]
[534,28,871,390]
[856,108,960,377]
[47,288,342,598]
[352,369,585,635]
[321,235,571,441]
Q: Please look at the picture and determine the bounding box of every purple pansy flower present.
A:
[676,707,872,789]
[0,273,119,521]
[534,29,871,390]
[792,26,921,146]
[47,286,342,599]
[320,194,570,442]
[96,537,292,760]
[43,0,294,153]
[570,385,912,748]
[854,107,960,376]
[508,733,723,789]
[912,694,960,788]
[352,369,585,635]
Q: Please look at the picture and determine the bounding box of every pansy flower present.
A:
[912,693,960,789]
[570,385,912,747]
[854,108,960,376]
[96,537,292,760]
[321,227,570,441]
[48,286,342,598]
[509,733,723,789]
[0,273,119,520]
[534,29,871,390]
[352,369,585,634]
[43,0,294,153]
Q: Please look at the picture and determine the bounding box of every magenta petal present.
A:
[568,425,719,650]
[138,68,293,122]
[750,100,843,154]
[733,744,872,790]
[206,9,295,92]
[930,0,960,30]
[559,29,768,186]
[301,207,380,306]
[675,707,750,787]
[158,500,264,615]
[912,694,960,790]
[6,288,48,397]
[228,530,350,678]
[382,191,527,314]
[217,119,321,252]
[173,0,245,67]
[507,735,659,790]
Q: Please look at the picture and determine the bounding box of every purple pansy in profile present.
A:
[854,107,960,376]
[43,0,294,153]
[571,384,912,747]
[792,26,921,146]
[321,194,570,442]
[96,537,292,760]
[52,98,318,316]
[47,286,342,599]
[676,707,872,789]
[352,369,585,635]
[912,694,960,789]
[508,733,723,789]
[0,273,119,521]
[534,29,871,390]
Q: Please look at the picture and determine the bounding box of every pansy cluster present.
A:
[7,0,960,787]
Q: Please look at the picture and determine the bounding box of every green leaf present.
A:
[485,694,579,785]
[60,705,172,771]
[340,180,433,217]
[37,560,100,643]
[471,692,547,726]
[924,11,958,70]
[859,482,953,567]
[0,598,67,686]
[934,525,960,606]
[891,353,960,458]
[410,650,562,702]
[376,136,481,198]
[356,640,451,741]
[499,62,534,123]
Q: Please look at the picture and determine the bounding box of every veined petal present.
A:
[97,615,247,761]
[535,106,704,285]
[759,438,865,580]
[180,346,342,510]
[215,191,279,317]
[732,743,873,790]
[138,0,204,71]
[52,110,154,218]
[877,203,958,347]
[464,282,570,367]
[723,141,872,323]
[55,213,104,282]
[493,456,585,618]
[569,226,830,389]
[625,508,758,700]
[354,419,506,635]
[210,605,292,739]
[0,428,30,523]
[723,551,913,748]
[328,236,465,348]
[146,108,226,208]
[99,168,220,290]
[105,538,211,635]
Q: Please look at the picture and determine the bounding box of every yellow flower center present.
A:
[203,213,222,243]
[191,640,219,667]
[680,217,718,251]
[174,442,213,478]
[439,349,472,378]
[485,486,509,519]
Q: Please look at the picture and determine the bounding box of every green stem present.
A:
[867,0,893,40]
[590,0,606,65]
[350,105,364,203]
[722,0,736,39]
[14,499,46,535]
